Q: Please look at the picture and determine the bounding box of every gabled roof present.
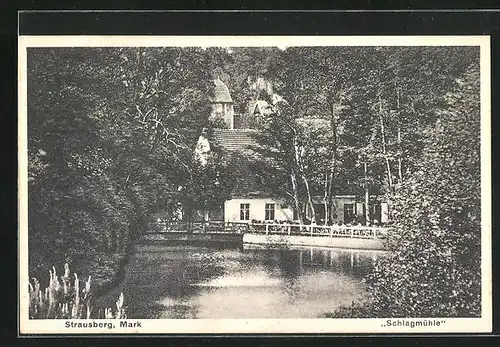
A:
[211,129,258,156]
[251,100,273,116]
[210,78,233,103]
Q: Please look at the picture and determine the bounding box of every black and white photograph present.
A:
[18,36,491,334]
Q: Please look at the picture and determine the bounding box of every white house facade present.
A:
[224,198,295,223]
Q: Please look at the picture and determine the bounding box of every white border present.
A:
[18,35,492,334]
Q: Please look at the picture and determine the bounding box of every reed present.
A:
[29,263,126,319]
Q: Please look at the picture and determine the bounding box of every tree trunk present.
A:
[292,132,316,224]
[326,102,338,225]
[301,172,316,224]
[396,85,403,185]
[379,94,393,191]
[290,170,303,224]
[323,173,328,225]
[364,161,370,226]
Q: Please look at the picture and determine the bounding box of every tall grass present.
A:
[29,264,126,319]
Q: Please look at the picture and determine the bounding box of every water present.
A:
[98,243,383,319]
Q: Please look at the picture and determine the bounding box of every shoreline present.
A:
[142,231,386,251]
[91,239,137,301]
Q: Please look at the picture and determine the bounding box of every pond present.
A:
[97,243,384,319]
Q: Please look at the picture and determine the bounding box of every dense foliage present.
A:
[364,62,482,317]
[27,47,221,288]
[327,61,482,318]
[242,46,479,227]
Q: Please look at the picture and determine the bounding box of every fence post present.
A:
[330,226,333,238]
[310,226,313,236]
[266,224,269,235]
[350,228,353,238]
[288,225,291,236]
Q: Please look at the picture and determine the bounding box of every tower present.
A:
[209,77,234,129]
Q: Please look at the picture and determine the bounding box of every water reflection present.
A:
[98,244,384,319]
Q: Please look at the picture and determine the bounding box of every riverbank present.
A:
[90,240,137,300]
[142,232,385,251]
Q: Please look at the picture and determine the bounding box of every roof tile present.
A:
[212,129,258,155]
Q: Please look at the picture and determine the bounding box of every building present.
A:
[195,78,389,225]
[209,77,235,129]
[210,128,296,223]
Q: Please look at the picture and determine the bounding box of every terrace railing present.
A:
[153,220,388,239]
[246,222,388,239]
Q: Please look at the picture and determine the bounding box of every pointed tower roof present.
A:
[211,78,233,103]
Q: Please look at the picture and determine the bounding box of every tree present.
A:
[27,47,214,285]
[359,47,480,191]
[226,47,281,115]
[265,47,384,224]
[248,101,304,223]
[360,61,481,317]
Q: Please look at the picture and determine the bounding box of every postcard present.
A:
[18,35,491,334]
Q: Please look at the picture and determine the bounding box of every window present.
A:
[265,203,275,221]
[344,203,355,223]
[240,203,250,221]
